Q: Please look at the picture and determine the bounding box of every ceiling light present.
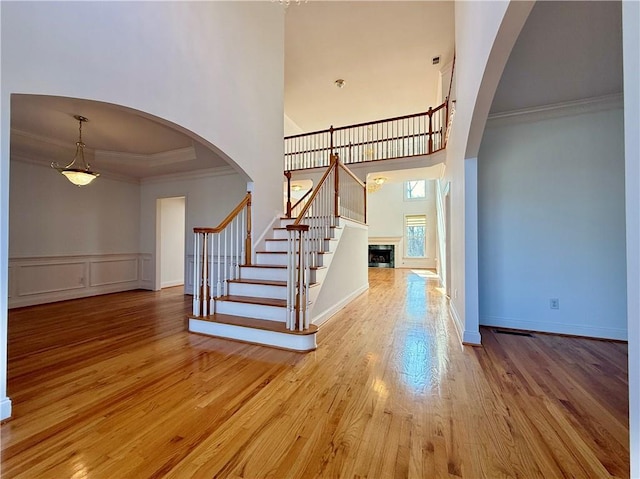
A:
[367,177,387,193]
[291,184,302,192]
[335,79,346,89]
[51,115,99,186]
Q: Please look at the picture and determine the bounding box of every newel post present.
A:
[285,171,292,219]
[428,107,434,154]
[245,192,252,266]
[332,154,340,219]
[329,125,334,158]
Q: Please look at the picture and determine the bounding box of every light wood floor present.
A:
[1,268,629,478]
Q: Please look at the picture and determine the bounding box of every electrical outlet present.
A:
[550,298,559,310]
[454,289,458,299]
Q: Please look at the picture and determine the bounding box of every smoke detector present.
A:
[335,79,346,89]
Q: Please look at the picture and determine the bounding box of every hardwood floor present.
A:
[1,268,629,478]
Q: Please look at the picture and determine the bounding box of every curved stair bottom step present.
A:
[189,314,317,352]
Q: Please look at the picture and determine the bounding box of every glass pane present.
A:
[406,180,426,199]
[406,225,426,257]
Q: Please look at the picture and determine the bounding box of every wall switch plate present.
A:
[550,298,560,309]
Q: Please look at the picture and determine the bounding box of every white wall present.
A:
[159,196,185,289]
[7,160,144,308]
[443,0,533,345]
[367,180,437,269]
[140,171,247,293]
[478,106,626,340]
[623,0,640,475]
[0,1,284,420]
[311,222,369,326]
[10,160,140,258]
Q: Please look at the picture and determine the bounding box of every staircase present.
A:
[188,156,365,352]
[189,216,345,351]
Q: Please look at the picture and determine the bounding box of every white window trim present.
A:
[404,179,427,202]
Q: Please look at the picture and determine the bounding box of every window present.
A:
[405,214,426,257]
[405,180,426,200]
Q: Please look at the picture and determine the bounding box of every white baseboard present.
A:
[449,301,464,343]
[161,279,184,289]
[449,301,482,345]
[0,397,12,421]
[481,315,627,341]
[463,329,482,345]
[312,283,369,327]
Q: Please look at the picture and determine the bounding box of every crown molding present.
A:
[11,128,73,150]
[11,154,141,185]
[11,128,197,170]
[486,93,623,128]
[140,165,238,185]
[94,146,196,168]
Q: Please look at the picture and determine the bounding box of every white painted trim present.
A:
[161,280,184,288]
[189,318,316,351]
[463,329,482,345]
[140,166,237,185]
[312,283,369,327]
[481,315,628,342]
[449,301,464,343]
[254,215,281,253]
[487,93,624,128]
[0,397,12,421]
[8,253,146,308]
[95,146,196,167]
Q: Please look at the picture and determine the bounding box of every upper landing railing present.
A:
[284,99,450,172]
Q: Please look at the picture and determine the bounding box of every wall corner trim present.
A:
[0,397,13,421]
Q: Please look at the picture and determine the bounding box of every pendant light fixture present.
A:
[51,115,100,186]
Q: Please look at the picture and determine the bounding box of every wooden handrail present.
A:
[338,161,365,188]
[284,101,447,141]
[290,187,313,213]
[194,192,251,234]
[293,156,338,226]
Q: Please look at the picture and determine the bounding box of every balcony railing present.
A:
[284,100,449,172]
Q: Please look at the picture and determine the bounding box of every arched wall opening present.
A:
[1,0,286,420]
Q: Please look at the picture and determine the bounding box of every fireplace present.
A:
[368,245,395,268]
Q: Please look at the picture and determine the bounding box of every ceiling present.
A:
[490,1,623,114]
[284,1,454,133]
[10,95,229,180]
[11,2,618,182]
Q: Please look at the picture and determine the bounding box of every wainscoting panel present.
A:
[8,254,146,309]
[17,262,86,296]
[90,258,138,287]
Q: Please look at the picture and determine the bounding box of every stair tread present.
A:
[229,278,319,288]
[217,295,286,307]
[229,278,287,287]
[241,264,327,270]
[256,250,332,255]
[265,238,335,242]
[193,313,317,336]
[273,226,340,230]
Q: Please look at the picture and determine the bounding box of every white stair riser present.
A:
[256,253,288,266]
[278,217,342,228]
[240,266,287,282]
[272,227,338,240]
[216,300,286,322]
[256,252,326,267]
[278,218,296,227]
[227,282,287,300]
[189,318,316,352]
[264,239,335,253]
